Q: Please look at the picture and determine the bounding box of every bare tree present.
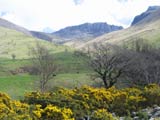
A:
[29,43,57,92]
[124,40,160,86]
[87,44,129,88]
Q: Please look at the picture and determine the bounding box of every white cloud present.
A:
[0,0,160,31]
[73,0,84,5]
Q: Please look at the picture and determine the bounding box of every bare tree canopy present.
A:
[87,44,129,88]
[29,43,57,92]
[124,40,160,86]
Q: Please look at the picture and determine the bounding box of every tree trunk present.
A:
[102,75,109,89]
[40,80,45,93]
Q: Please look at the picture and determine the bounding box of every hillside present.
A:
[52,22,123,43]
[131,6,160,26]
[0,18,32,36]
[0,26,66,59]
[30,31,54,41]
[0,17,61,42]
[79,6,160,48]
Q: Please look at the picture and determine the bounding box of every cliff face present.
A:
[52,22,123,42]
[131,6,160,26]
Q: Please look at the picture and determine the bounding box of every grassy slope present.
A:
[78,19,160,48]
[0,27,92,98]
[0,55,92,99]
[0,26,66,59]
[1,17,160,99]
[0,74,36,99]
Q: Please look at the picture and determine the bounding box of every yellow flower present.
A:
[33,110,42,118]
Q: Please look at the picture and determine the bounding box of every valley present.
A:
[0,4,160,119]
[0,6,160,98]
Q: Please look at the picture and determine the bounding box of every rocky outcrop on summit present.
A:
[52,22,123,42]
[131,6,160,26]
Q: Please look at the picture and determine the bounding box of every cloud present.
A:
[118,0,128,3]
[73,0,84,5]
[0,0,160,31]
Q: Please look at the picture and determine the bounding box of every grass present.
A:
[0,51,92,99]
[0,73,92,99]
[2,20,160,99]
[0,26,89,98]
[54,51,90,73]
[0,26,68,59]
[1,11,160,101]
[79,19,160,49]
[0,74,36,99]
[50,73,93,88]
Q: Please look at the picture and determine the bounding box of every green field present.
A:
[0,74,36,99]
[0,51,92,99]
[0,72,92,99]
[2,17,160,99]
[0,26,93,99]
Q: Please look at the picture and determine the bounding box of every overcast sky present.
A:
[0,0,160,31]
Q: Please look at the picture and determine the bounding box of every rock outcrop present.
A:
[131,6,160,26]
[52,22,123,42]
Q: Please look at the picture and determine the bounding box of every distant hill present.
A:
[0,17,59,42]
[0,18,32,36]
[52,22,123,43]
[131,6,160,26]
[0,18,123,44]
[78,6,160,49]
[30,31,53,41]
[0,26,66,59]
[30,31,63,43]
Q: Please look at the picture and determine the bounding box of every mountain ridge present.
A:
[0,26,66,59]
[131,6,160,26]
[0,17,32,36]
[78,6,160,49]
[52,22,123,43]
[0,17,60,42]
[0,18,123,43]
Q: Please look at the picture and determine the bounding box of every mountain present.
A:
[0,18,32,36]
[0,26,66,59]
[0,17,59,42]
[78,6,160,49]
[30,31,53,41]
[131,6,160,26]
[0,18,123,44]
[52,22,123,43]
[30,31,63,42]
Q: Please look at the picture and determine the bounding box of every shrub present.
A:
[142,84,160,106]
[90,109,117,120]
[24,86,147,116]
[43,104,74,120]
[0,93,32,120]
[1,84,160,119]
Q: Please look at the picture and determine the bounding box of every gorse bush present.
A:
[32,104,74,120]
[90,109,117,120]
[0,92,74,120]
[24,86,147,116]
[0,84,160,119]
[0,93,32,120]
[142,84,160,106]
